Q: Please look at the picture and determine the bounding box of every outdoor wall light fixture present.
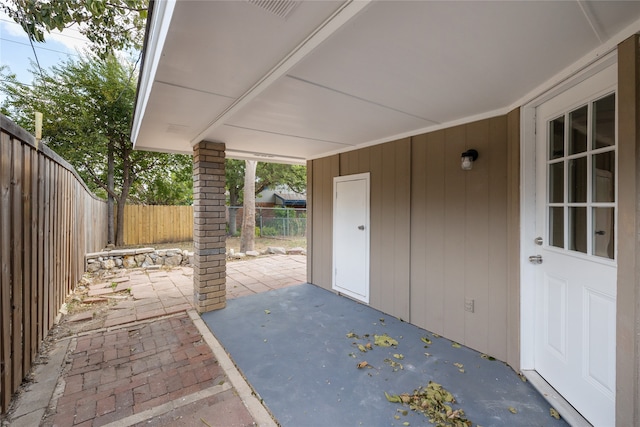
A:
[461,149,478,171]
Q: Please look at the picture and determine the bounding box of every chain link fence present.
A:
[227,206,306,237]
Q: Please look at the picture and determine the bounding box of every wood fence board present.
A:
[0,117,109,413]
[123,204,194,245]
[11,137,23,390]
[22,146,33,372]
[0,132,13,411]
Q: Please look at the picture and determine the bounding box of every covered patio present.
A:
[132,2,640,425]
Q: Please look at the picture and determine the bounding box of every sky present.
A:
[0,9,89,103]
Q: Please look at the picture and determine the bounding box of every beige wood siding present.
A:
[309,155,339,290]
[409,116,513,360]
[505,108,521,370]
[339,140,412,320]
[308,114,520,362]
[616,35,640,427]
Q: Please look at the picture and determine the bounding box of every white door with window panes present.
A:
[534,64,617,427]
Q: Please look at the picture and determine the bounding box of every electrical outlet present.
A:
[465,299,475,313]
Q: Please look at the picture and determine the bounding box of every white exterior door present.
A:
[333,173,369,303]
[533,65,617,427]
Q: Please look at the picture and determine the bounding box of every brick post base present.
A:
[193,141,226,313]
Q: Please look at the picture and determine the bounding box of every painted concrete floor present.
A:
[203,283,569,427]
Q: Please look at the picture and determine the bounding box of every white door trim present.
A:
[520,51,617,425]
[332,172,370,303]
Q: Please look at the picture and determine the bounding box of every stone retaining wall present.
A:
[85,247,193,273]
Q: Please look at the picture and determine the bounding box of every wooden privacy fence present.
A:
[0,115,108,413]
[122,204,193,245]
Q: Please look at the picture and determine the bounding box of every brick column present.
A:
[193,141,226,313]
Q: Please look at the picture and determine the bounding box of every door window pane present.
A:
[569,106,588,155]
[549,207,564,249]
[549,162,564,203]
[569,207,587,253]
[568,157,587,203]
[593,207,615,259]
[593,151,615,202]
[549,117,565,160]
[593,94,615,149]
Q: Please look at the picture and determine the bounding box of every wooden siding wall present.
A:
[339,140,412,319]
[122,204,193,245]
[308,112,520,364]
[308,155,339,289]
[0,115,107,413]
[615,35,640,427]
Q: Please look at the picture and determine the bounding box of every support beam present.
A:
[193,141,226,313]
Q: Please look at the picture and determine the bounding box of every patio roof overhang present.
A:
[131,0,640,164]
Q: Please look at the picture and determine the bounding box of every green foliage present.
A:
[0,55,191,206]
[260,226,278,237]
[129,154,193,205]
[1,0,148,58]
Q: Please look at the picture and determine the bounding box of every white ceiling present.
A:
[132,0,640,164]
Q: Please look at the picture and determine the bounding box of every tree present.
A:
[1,0,148,58]
[0,55,191,245]
[225,159,245,235]
[240,160,257,253]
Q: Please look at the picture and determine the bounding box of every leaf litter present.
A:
[374,334,398,347]
[385,381,472,427]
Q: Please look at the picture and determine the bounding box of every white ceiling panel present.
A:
[213,124,353,163]
[132,1,640,161]
[154,0,346,98]
[288,1,602,123]
[134,82,233,153]
[223,74,436,145]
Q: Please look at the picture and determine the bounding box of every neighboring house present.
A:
[256,185,306,208]
[131,2,640,425]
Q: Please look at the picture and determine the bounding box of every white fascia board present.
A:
[131,0,177,146]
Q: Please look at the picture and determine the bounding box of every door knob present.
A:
[358,225,365,230]
[528,255,543,264]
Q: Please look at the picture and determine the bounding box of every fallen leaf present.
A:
[264,309,270,314]
[519,373,527,382]
[453,363,464,369]
[394,415,400,420]
[458,369,465,373]
[346,332,358,339]
[432,333,440,338]
[550,408,560,420]
[385,392,402,403]
[365,342,372,350]
[421,337,432,345]
[393,353,404,360]
[358,344,368,352]
[384,382,471,427]
[480,354,496,361]
[451,342,462,348]
[374,334,398,347]
[348,352,356,358]
[403,422,410,426]
[357,361,369,369]
[424,352,431,357]
[508,407,517,414]
[384,358,404,371]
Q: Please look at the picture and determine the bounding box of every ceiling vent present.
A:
[247,0,299,19]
